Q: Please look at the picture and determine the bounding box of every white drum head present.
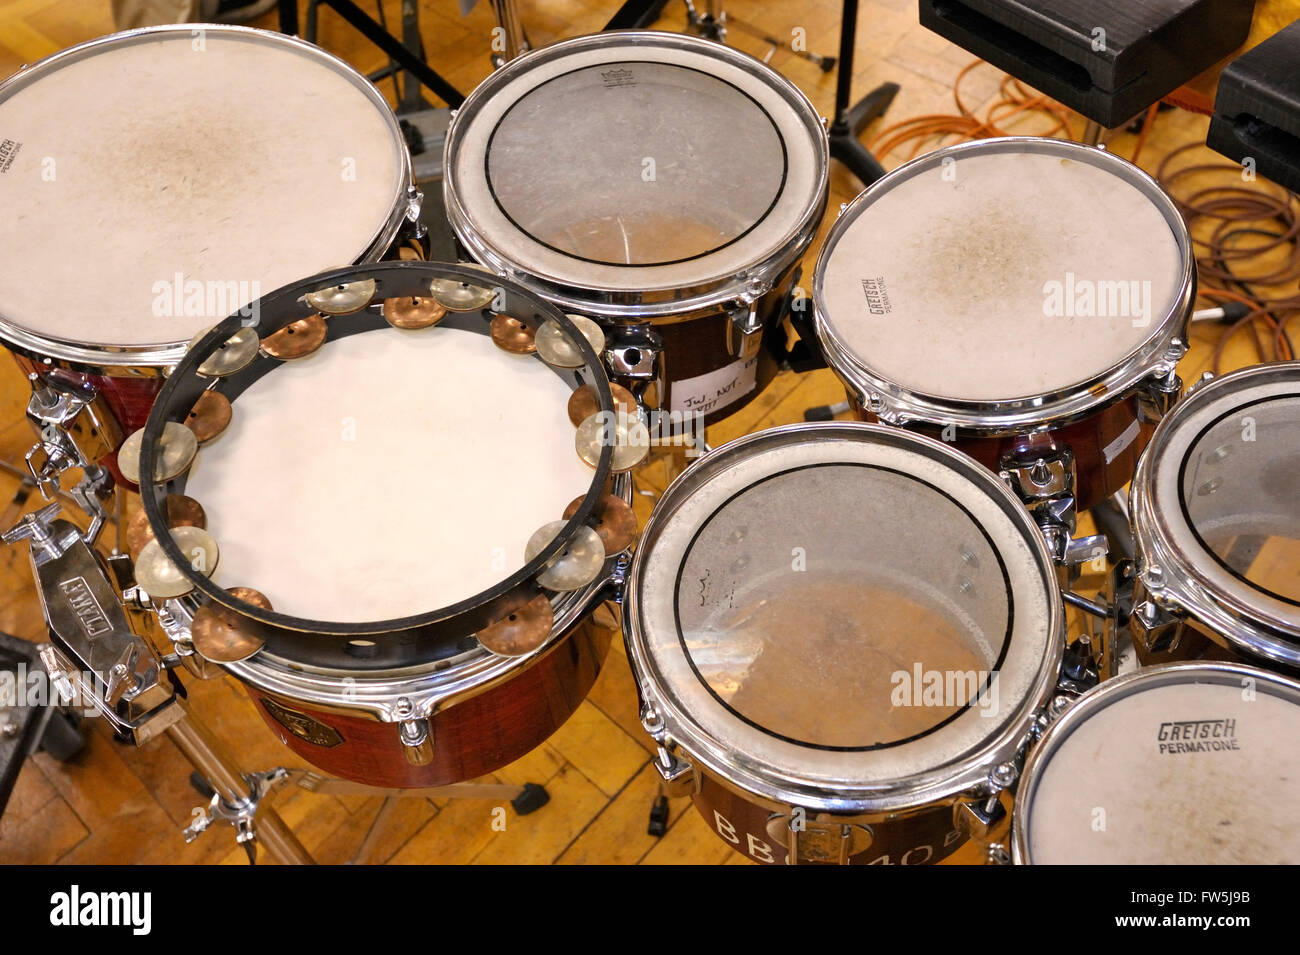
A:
[627,423,1061,810]
[1017,664,1300,864]
[816,138,1188,403]
[184,324,593,623]
[0,27,406,356]
[445,32,825,304]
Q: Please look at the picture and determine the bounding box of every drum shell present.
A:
[847,390,1153,513]
[243,615,613,789]
[596,265,799,427]
[689,769,968,865]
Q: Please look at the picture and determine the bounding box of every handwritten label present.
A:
[670,356,759,417]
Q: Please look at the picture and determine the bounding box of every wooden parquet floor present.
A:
[0,0,1282,864]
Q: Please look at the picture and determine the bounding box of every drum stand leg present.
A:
[289,772,551,863]
[169,710,315,866]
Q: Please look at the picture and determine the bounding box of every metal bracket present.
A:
[22,375,113,543]
[604,324,663,380]
[183,767,291,865]
[3,505,179,743]
[999,449,1080,561]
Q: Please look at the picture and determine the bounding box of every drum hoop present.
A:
[812,136,1196,431]
[0,24,414,370]
[139,261,618,668]
[1011,661,1300,864]
[442,30,829,320]
[623,421,1065,813]
[1131,362,1300,664]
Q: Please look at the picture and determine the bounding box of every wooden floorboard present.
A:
[0,0,1281,864]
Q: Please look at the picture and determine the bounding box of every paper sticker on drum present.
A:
[0,26,410,361]
[1014,663,1300,864]
[814,137,1192,407]
[624,423,1065,864]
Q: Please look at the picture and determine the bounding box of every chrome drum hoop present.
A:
[443,30,830,323]
[623,421,1067,817]
[0,23,417,374]
[812,137,1195,434]
[1129,362,1300,669]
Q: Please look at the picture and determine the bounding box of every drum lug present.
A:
[640,701,697,796]
[726,278,771,360]
[398,717,435,766]
[653,743,697,797]
[1137,365,1182,423]
[1127,569,1188,655]
[953,762,1018,864]
[404,186,426,239]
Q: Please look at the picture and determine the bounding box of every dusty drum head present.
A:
[1014,662,1300,864]
[443,31,828,319]
[813,137,1194,429]
[1130,362,1300,669]
[0,25,410,367]
[624,422,1063,818]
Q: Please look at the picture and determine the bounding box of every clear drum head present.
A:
[444,31,827,315]
[0,26,409,365]
[814,137,1193,424]
[1134,362,1300,664]
[626,423,1063,812]
[1015,663,1300,864]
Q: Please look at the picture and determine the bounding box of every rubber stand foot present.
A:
[512,782,550,815]
[648,795,670,837]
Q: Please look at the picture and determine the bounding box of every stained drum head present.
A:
[1014,663,1300,864]
[814,138,1193,420]
[625,423,1062,812]
[0,26,409,363]
[444,31,827,315]
[1132,362,1300,664]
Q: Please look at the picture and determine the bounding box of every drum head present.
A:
[626,423,1062,810]
[183,321,593,623]
[445,32,826,308]
[815,137,1191,407]
[1016,663,1300,864]
[0,27,407,358]
[1135,362,1300,654]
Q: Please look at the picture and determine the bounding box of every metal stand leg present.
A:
[168,711,315,865]
[827,0,900,187]
[1081,120,1106,146]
